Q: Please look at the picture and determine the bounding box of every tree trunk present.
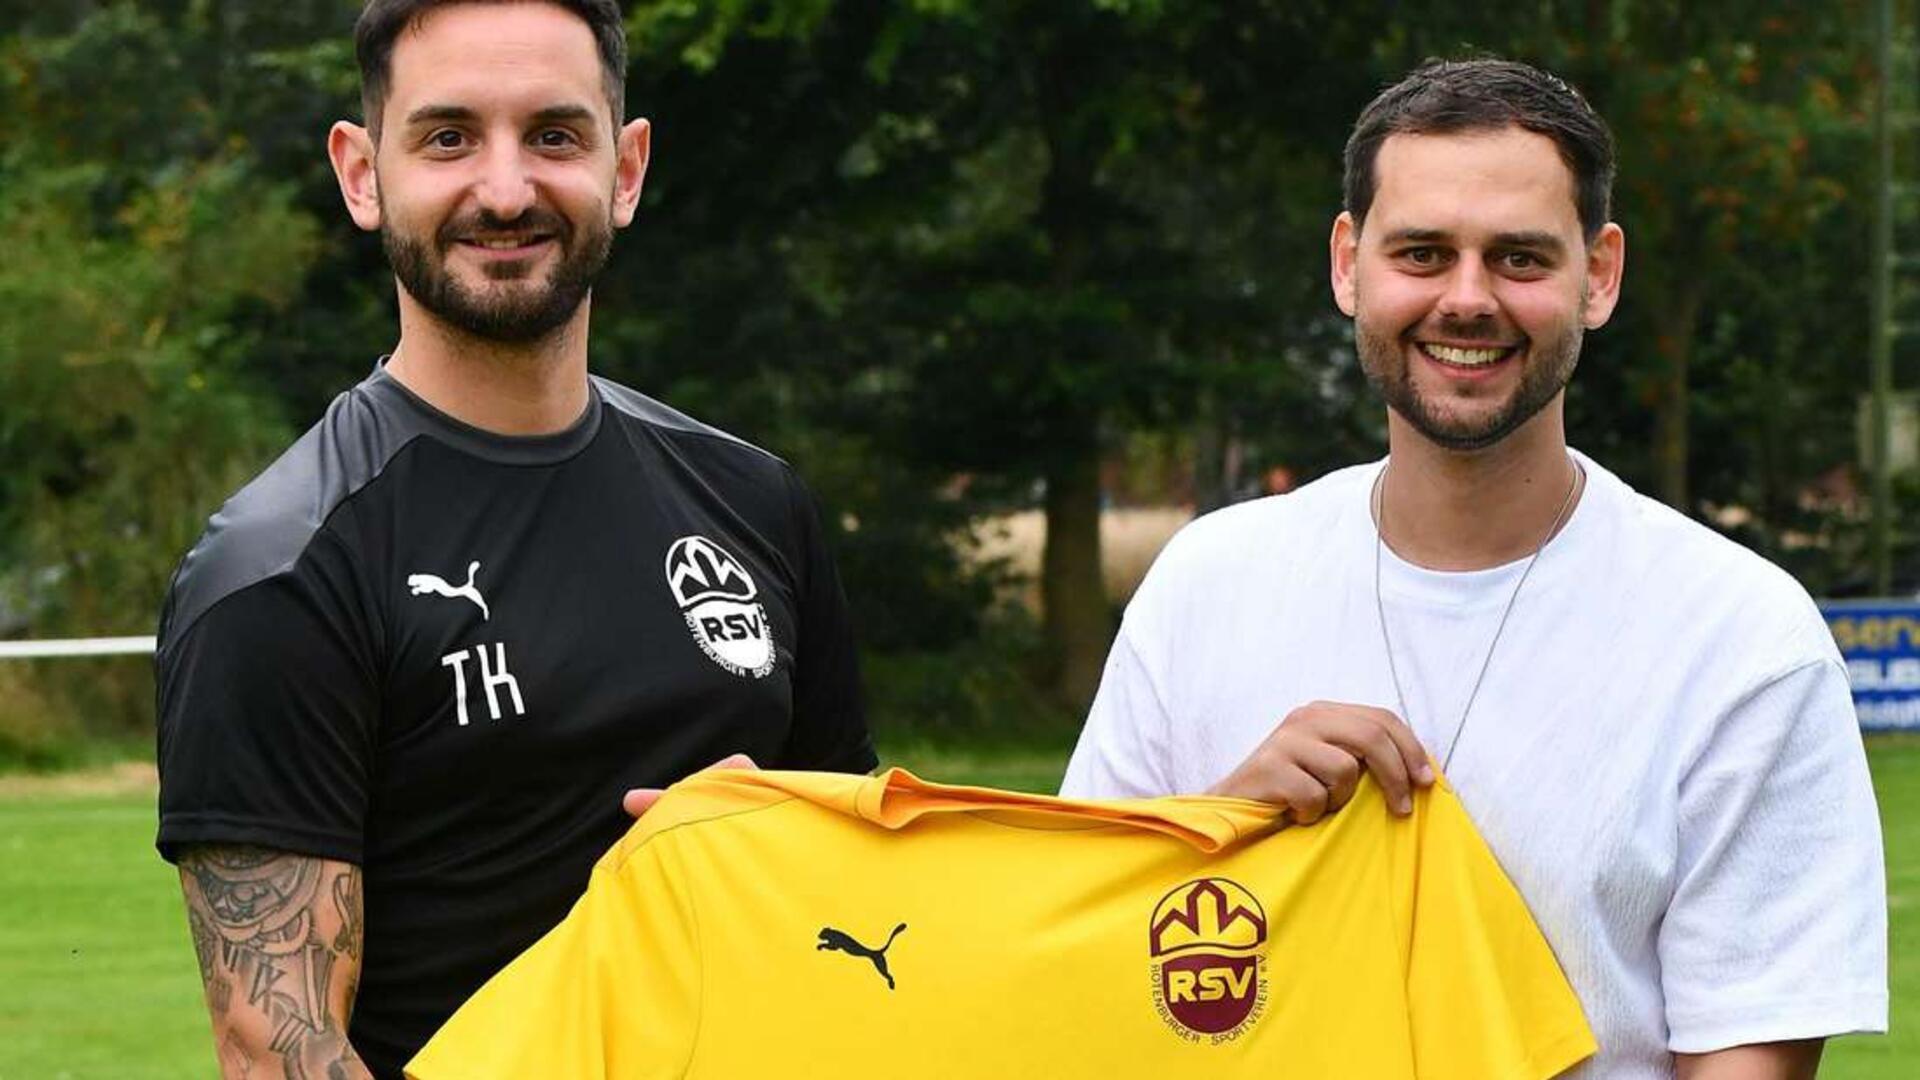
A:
[1024,18,1118,712]
[1650,286,1703,511]
[1041,434,1109,713]
[1192,383,1227,514]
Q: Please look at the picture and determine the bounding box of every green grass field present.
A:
[0,738,1910,1078]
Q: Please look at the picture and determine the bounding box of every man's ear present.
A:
[328,121,382,233]
[611,118,651,229]
[1330,211,1360,317]
[1580,222,1627,329]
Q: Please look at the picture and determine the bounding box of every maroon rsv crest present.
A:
[1147,877,1269,1043]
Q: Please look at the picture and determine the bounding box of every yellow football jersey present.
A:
[407,769,1593,1079]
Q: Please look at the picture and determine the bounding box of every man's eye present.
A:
[536,130,577,148]
[1503,252,1540,270]
[1404,248,1438,265]
[429,130,465,150]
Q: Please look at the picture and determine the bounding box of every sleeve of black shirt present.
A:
[776,471,877,775]
[154,534,380,865]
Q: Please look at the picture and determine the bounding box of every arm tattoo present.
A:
[331,872,364,962]
[179,846,370,1080]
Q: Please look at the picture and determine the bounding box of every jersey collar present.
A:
[364,358,604,466]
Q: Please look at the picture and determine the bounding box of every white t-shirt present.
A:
[1061,452,1887,1079]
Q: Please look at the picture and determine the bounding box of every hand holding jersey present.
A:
[621,752,757,817]
[1206,701,1432,821]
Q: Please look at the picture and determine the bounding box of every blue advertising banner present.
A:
[1821,601,1920,732]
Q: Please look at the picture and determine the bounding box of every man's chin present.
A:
[1394,398,1525,452]
[1419,426,1515,453]
[419,292,582,343]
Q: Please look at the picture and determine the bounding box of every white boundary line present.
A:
[0,637,156,659]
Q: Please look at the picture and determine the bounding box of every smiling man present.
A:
[153,3,873,1076]
[1062,59,1886,1077]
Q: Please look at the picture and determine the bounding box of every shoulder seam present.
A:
[1113,626,1179,736]
[163,529,325,656]
[608,792,804,871]
[591,376,791,469]
[1723,655,1845,719]
[163,411,430,649]
[1679,655,1848,783]
[650,422,793,470]
[163,434,420,651]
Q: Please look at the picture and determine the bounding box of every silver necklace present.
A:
[1371,456,1584,772]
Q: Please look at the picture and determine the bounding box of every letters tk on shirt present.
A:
[407,769,1596,1080]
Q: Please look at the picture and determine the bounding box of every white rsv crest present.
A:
[665,535,775,678]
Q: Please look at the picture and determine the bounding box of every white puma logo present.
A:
[407,560,490,621]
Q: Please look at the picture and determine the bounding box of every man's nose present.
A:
[471,141,537,221]
[1435,257,1499,321]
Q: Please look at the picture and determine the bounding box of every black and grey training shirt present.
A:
[155,362,874,1077]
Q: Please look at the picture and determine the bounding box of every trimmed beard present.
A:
[382,202,613,344]
[1354,301,1585,452]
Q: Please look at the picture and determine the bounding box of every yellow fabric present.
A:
[407,769,1594,1079]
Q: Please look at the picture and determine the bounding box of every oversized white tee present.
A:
[1061,451,1887,1079]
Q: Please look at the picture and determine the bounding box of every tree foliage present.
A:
[0,4,324,737]
[0,0,1899,741]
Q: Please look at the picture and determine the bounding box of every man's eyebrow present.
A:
[531,104,598,125]
[401,103,600,126]
[1491,230,1567,254]
[1379,227,1452,246]
[403,104,477,127]
[1376,227,1568,256]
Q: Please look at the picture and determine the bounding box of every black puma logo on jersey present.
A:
[817,923,907,990]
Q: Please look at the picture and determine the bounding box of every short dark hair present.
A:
[355,0,627,139]
[1343,58,1615,240]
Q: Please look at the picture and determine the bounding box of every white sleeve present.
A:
[1659,658,1888,1051]
[1059,629,1178,798]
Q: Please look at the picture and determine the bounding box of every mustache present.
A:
[1418,316,1525,347]
[437,207,572,247]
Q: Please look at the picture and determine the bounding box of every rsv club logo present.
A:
[1148,877,1268,1044]
[665,536,775,678]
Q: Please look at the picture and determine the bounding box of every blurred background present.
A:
[3,0,1919,750]
[1,1,1918,1074]
[6,0,1920,756]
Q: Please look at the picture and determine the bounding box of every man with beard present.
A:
[1061,59,1885,1078]
[153,3,874,1076]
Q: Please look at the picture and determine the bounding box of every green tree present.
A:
[0,5,323,738]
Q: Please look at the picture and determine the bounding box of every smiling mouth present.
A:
[459,234,554,253]
[1418,342,1519,369]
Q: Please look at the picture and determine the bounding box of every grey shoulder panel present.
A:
[590,375,789,468]
[160,374,427,647]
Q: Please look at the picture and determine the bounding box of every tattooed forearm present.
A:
[179,846,371,1080]
[332,871,363,962]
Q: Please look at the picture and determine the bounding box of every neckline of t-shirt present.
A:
[1362,449,1607,611]
[364,357,604,466]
